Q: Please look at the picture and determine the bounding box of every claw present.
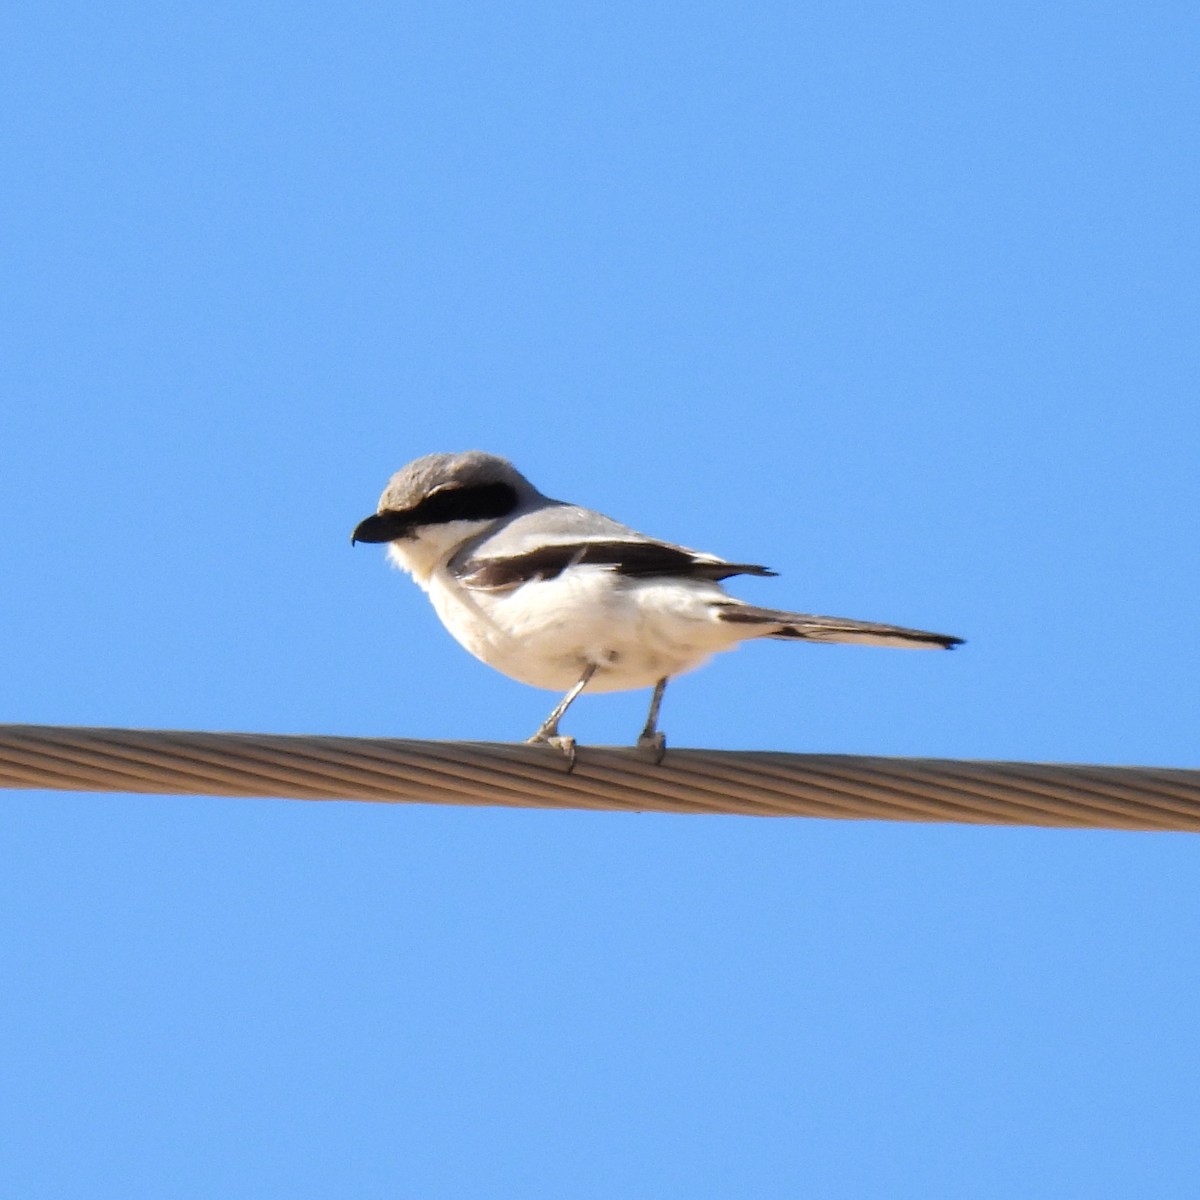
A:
[636,730,667,765]
[528,732,577,771]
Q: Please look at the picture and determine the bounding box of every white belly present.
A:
[425,566,746,692]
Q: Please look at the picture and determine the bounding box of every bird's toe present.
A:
[528,732,578,770]
[636,730,667,765]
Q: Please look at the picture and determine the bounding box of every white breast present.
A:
[425,565,747,693]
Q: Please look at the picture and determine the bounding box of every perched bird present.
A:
[352,451,962,759]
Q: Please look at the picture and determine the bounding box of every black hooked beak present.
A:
[350,511,412,545]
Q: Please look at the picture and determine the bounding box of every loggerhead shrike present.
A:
[352,451,962,759]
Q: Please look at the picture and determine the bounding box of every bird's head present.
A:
[352,451,538,582]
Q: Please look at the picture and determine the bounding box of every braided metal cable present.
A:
[0,724,1196,830]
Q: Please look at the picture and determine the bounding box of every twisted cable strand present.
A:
[0,724,1196,831]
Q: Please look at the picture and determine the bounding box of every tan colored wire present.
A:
[0,723,1196,831]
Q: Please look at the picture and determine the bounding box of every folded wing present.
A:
[457,541,777,591]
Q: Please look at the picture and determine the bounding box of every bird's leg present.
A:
[636,677,669,763]
[527,663,597,764]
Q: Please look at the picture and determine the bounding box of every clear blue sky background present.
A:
[3,2,1198,1196]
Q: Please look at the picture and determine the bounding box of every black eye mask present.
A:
[351,481,520,543]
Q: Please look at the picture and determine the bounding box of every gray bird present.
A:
[352,451,962,759]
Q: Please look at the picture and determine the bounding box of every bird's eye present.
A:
[411,481,519,525]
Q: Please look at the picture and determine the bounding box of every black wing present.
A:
[456,540,776,591]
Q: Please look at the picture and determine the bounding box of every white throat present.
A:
[385,519,495,588]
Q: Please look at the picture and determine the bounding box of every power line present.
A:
[0,724,1196,830]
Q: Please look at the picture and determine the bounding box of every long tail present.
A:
[717,603,963,650]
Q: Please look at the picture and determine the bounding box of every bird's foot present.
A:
[527,731,577,770]
[636,730,667,765]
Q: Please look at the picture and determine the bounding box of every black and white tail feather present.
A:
[717,604,962,650]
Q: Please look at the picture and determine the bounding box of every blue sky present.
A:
[3,2,1198,1196]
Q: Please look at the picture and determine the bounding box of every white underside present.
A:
[387,525,754,693]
